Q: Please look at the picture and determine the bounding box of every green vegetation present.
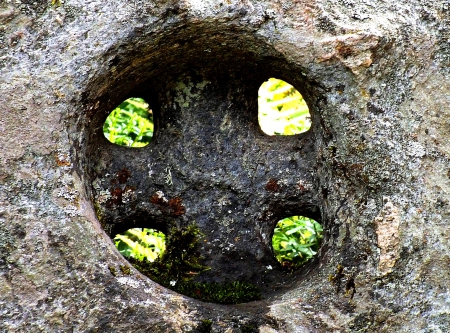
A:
[103,97,153,147]
[114,228,166,262]
[137,225,210,282]
[173,280,260,304]
[113,218,324,302]
[272,216,323,269]
[240,324,258,333]
[258,78,311,135]
[196,319,213,333]
[116,225,261,304]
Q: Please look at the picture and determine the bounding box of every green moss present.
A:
[127,224,261,304]
[240,324,258,333]
[139,224,210,281]
[119,265,131,275]
[94,202,113,236]
[195,319,212,333]
[108,265,117,276]
[178,280,260,304]
[93,202,102,220]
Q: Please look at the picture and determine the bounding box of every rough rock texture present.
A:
[1,0,450,332]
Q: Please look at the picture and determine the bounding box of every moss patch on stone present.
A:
[127,224,261,304]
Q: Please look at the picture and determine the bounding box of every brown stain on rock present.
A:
[107,188,123,206]
[55,154,71,167]
[116,168,131,184]
[150,191,186,216]
[317,33,379,74]
[265,179,280,192]
[168,197,186,216]
[150,192,167,205]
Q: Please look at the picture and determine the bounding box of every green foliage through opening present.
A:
[103,97,154,147]
[114,228,166,262]
[258,78,311,135]
[272,216,323,269]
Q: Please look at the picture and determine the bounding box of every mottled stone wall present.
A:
[1,0,450,332]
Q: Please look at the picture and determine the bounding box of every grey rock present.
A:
[1,0,450,332]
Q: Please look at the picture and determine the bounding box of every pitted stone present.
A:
[2,0,450,332]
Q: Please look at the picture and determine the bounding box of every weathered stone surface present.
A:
[1,0,450,332]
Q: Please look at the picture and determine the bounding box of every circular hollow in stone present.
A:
[85,23,322,299]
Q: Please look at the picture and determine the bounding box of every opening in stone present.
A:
[272,216,323,270]
[103,97,154,147]
[114,228,166,262]
[258,78,311,135]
